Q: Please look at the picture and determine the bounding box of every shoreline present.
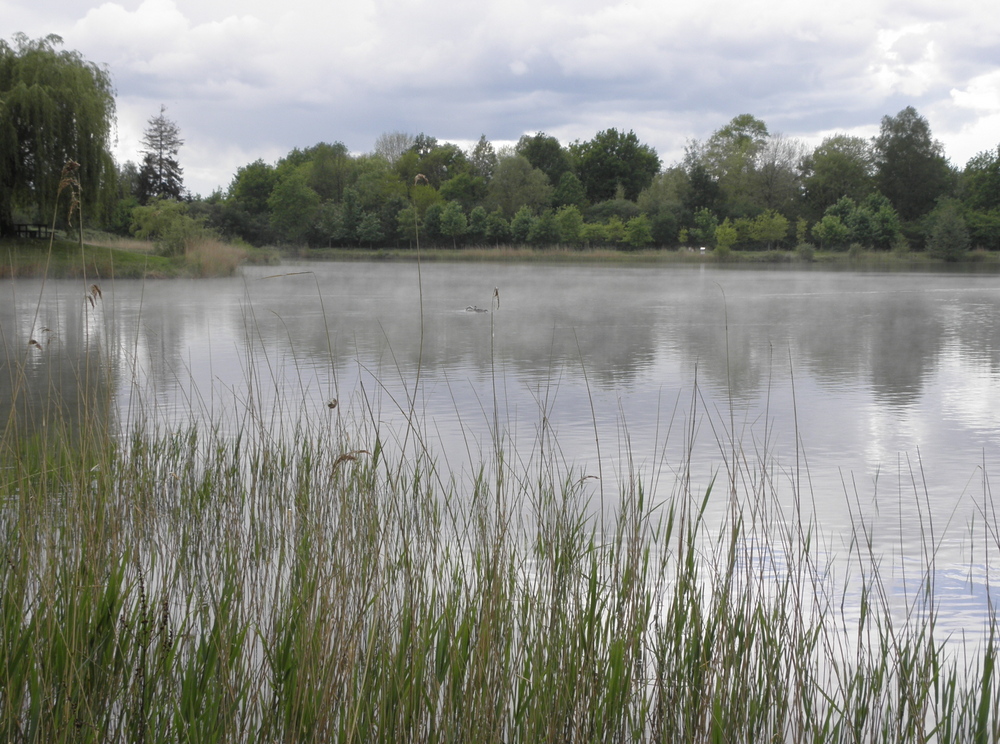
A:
[5,236,1000,278]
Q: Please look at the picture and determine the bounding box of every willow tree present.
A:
[0,33,116,235]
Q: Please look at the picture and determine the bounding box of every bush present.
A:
[795,243,815,262]
[927,200,970,261]
[131,198,214,257]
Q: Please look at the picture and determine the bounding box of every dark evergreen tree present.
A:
[138,105,184,203]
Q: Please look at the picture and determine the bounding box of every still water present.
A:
[4,260,1000,639]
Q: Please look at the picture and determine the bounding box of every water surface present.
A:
[5,260,1000,641]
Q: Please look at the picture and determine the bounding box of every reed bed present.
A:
[2,289,999,743]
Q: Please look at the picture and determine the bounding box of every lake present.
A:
[5,259,1000,643]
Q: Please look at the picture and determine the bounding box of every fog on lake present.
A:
[5,260,1000,639]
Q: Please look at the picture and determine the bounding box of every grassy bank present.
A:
[294,243,1000,269]
[0,234,274,279]
[2,331,998,742]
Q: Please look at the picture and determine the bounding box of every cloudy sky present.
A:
[5,0,999,196]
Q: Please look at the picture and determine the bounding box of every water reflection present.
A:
[1,283,112,443]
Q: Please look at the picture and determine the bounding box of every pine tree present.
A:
[138,105,184,203]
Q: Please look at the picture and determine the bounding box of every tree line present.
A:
[3,34,1000,259]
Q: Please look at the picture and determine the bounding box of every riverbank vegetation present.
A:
[2,304,999,742]
[5,34,1000,267]
[0,233,266,279]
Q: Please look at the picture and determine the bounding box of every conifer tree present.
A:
[138,105,185,203]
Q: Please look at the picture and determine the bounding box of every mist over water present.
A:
[5,260,1000,642]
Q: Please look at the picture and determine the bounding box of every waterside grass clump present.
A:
[0,233,270,280]
[3,361,1000,743]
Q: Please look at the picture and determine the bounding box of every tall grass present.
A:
[2,282,998,743]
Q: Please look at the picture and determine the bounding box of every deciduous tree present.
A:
[516,132,571,187]
[439,201,468,248]
[484,156,552,218]
[801,134,875,218]
[624,214,653,248]
[373,131,414,164]
[694,114,768,216]
[268,169,320,245]
[873,107,952,221]
[0,33,116,234]
[961,145,1000,212]
[572,129,660,202]
[555,205,584,245]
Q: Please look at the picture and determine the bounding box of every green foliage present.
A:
[874,106,953,221]
[555,205,584,245]
[0,33,116,234]
[353,153,407,210]
[467,205,489,244]
[813,194,902,250]
[422,202,445,243]
[581,221,607,246]
[268,169,320,245]
[693,114,769,217]
[356,211,385,247]
[439,172,486,212]
[552,171,588,209]
[510,205,535,243]
[485,156,553,218]
[623,214,653,248]
[409,183,443,215]
[603,215,626,244]
[408,138,469,188]
[572,128,660,202]
[801,134,875,218]
[966,209,1000,251]
[690,208,719,247]
[715,218,738,252]
[396,205,421,245]
[228,159,278,215]
[485,209,510,245]
[585,199,640,224]
[137,105,184,203]
[516,132,572,188]
[649,212,679,245]
[131,198,210,256]
[811,214,850,249]
[962,145,1000,212]
[747,209,789,249]
[927,199,970,261]
[796,218,810,244]
[304,141,353,201]
[528,210,560,245]
[439,201,468,248]
[468,134,498,181]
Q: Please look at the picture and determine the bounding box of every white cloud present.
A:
[7,0,1000,195]
[868,23,945,97]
